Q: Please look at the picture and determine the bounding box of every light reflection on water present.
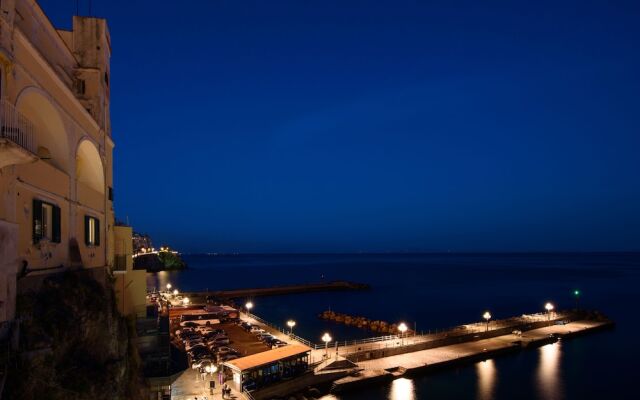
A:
[149,270,169,292]
[389,378,415,400]
[537,342,563,400]
[476,359,497,400]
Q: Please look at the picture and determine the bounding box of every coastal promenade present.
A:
[238,311,613,398]
[332,319,611,391]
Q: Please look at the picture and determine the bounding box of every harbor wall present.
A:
[344,318,567,363]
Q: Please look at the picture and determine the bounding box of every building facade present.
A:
[114,224,147,318]
[0,0,114,324]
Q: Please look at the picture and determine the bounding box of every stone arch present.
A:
[15,86,69,172]
[76,138,104,194]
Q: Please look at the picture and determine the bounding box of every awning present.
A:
[223,344,311,372]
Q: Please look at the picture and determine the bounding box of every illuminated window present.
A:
[33,199,60,243]
[85,216,100,246]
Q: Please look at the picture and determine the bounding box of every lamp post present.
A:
[166,283,172,291]
[545,302,554,321]
[287,320,296,335]
[173,289,179,296]
[573,290,580,310]
[483,311,492,332]
[398,322,408,346]
[182,297,190,306]
[245,301,253,314]
[204,364,218,394]
[322,333,332,359]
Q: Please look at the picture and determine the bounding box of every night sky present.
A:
[40,1,640,253]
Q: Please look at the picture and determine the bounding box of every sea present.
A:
[147,252,640,400]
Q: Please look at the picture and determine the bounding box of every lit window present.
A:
[33,199,61,243]
[41,203,53,239]
[85,216,100,246]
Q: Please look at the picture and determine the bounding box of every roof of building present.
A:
[223,344,311,372]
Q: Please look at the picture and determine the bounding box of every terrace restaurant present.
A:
[223,344,311,392]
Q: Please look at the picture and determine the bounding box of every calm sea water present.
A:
[147,253,640,399]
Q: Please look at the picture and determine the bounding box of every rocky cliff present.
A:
[6,270,147,400]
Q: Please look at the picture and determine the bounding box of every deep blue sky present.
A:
[41,1,640,253]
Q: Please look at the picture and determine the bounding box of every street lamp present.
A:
[398,322,408,345]
[322,333,332,358]
[173,289,179,296]
[205,364,217,374]
[287,320,296,335]
[166,283,172,291]
[483,311,492,332]
[245,301,253,314]
[183,297,190,306]
[203,364,218,394]
[545,302,554,321]
[573,290,580,310]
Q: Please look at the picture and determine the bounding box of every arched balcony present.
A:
[15,88,70,173]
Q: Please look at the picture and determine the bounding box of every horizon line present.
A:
[179,250,640,256]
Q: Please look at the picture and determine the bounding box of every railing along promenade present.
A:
[246,311,571,352]
[242,388,257,400]
[0,99,37,154]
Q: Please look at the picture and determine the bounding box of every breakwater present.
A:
[185,280,369,300]
[319,310,415,335]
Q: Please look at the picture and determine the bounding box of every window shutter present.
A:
[32,199,42,244]
[95,218,100,246]
[84,215,90,245]
[52,205,61,243]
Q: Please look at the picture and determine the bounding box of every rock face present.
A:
[133,252,186,271]
[7,270,147,400]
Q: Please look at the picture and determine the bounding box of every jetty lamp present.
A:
[287,320,296,335]
[398,322,408,345]
[545,302,554,321]
[322,333,332,358]
[245,301,254,313]
[483,311,492,332]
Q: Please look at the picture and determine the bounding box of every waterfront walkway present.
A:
[238,312,611,397]
[332,319,610,391]
[358,320,604,371]
[309,312,568,362]
[171,367,245,400]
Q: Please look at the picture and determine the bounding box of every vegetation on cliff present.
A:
[157,250,186,270]
[133,251,186,271]
[6,271,147,400]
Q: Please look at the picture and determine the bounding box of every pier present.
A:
[237,310,613,399]
[330,319,612,392]
[185,280,369,300]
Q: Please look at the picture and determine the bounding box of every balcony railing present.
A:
[0,99,37,154]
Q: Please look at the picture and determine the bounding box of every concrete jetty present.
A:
[331,319,613,392]
[185,280,369,300]
[237,310,612,398]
